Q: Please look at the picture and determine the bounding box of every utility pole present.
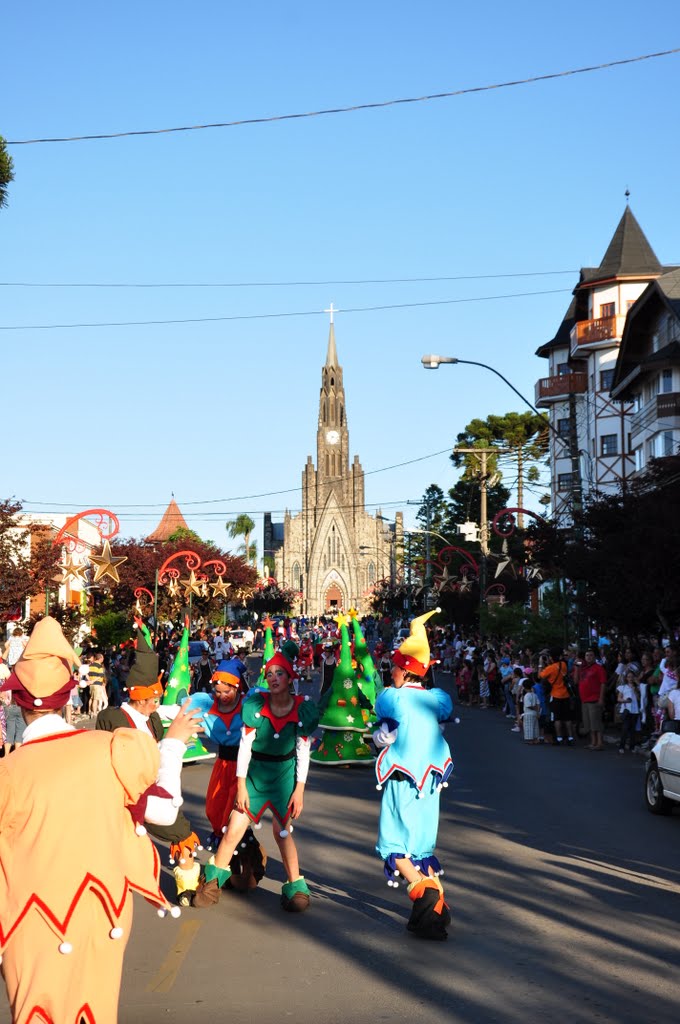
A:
[454,447,496,612]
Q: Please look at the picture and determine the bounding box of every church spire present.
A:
[324,303,338,367]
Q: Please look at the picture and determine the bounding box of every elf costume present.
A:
[0,618,180,1024]
[373,609,454,940]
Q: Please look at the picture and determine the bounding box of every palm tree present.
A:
[226,515,256,565]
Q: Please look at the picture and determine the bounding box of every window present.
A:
[600,369,615,392]
[367,562,376,586]
[557,362,570,376]
[661,369,673,394]
[558,473,575,491]
[557,417,570,437]
[626,299,636,312]
[663,431,675,457]
[601,434,618,456]
[634,447,644,472]
[291,562,301,591]
[600,302,615,318]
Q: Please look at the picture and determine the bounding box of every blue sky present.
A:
[3,2,679,558]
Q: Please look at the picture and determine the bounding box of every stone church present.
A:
[271,319,402,616]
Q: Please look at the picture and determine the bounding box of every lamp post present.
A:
[421,353,588,645]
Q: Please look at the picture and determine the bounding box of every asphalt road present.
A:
[4,681,680,1024]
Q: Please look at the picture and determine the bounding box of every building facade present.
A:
[273,322,402,616]
[611,268,680,471]
[535,207,674,520]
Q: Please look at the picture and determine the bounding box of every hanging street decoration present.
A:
[58,553,88,585]
[180,569,203,599]
[89,539,128,584]
[53,509,127,593]
[210,575,230,599]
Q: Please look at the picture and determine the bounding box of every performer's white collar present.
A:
[120,701,150,729]
[23,713,76,743]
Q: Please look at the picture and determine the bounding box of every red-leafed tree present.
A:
[0,499,62,618]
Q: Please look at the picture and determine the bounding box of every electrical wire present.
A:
[0,287,571,331]
[0,270,577,288]
[7,47,679,146]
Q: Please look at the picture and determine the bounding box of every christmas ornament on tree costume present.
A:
[311,614,374,766]
[348,608,380,732]
[160,622,213,764]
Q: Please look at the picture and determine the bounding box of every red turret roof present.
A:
[147,499,189,541]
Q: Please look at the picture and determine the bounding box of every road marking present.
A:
[146,919,202,993]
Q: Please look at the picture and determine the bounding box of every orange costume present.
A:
[0,619,177,1024]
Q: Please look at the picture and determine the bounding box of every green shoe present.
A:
[281,877,311,913]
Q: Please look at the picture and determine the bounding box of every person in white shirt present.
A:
[616,669,641,753]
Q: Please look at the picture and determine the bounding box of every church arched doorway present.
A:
[324,584,343,612]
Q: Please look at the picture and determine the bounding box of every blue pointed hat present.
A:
[212,657,246,690]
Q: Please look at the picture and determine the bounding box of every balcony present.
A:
[630,392,680,439]
[535,371,587,408]
[570,314,627,356]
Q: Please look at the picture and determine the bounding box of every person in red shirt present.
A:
[574,648,607,750]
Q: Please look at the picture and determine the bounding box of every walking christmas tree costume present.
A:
[194,643,319,912]
[160,621,214,763]
[348,608,380,733]
[252,614,276,689]
[187,658,267,893]
[373,609,454,940]
[311,614,374,766]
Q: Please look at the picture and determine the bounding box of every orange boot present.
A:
[406,876,450,940]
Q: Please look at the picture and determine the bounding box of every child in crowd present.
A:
[521,680,540,743]
[616,669,640,753]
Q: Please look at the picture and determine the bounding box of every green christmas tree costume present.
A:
[311,619,374,767]
[160,623,214,763]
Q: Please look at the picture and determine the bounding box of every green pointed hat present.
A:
[316,616,365,733]
[349,610,379,719]
[162,622,192,705]
[127,618,162,700]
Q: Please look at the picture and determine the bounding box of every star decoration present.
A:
[335,612,349,629]
[434,566,456,593]
[346,714,355,723]
[58,554,88,585]
[167,578,180,597]
[200,582,209,597]
[458,576,473,593]
[134,598,144,616]
[261,615,275,630]
[89,541,128,584]
[525,565,543,583]
[211,575,231,599]
[347,607,359,620]
[180,570,203,598]
[494,540,516,579]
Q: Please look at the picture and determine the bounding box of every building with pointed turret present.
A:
[272,319,402,616]
[535,207,676,519]
[147,498,190,542]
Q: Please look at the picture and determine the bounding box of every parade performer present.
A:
[194,644,319,911]
[373,609,454,941]
[0,617,200,1024]
[96,620,204,907]
[188,658,267,894]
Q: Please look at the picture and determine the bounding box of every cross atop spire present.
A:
[324,304,338,367]
[324,302,337,324]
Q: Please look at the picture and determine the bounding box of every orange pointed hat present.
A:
[391,608,440,677]
[1,616,80,709]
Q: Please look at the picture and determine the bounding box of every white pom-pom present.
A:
[393,881,399,888]
[197,844,203,851]
[221,825,227,833]
[172,796,183,807]
[279,829,289,838]
[437,784,443,793]
[109,927,124,940]
[34,697,43,707]
[376,784,383,791]
[157,908,168,919]
[304,695,310,701]
[435,606,441,614]
[387,880,394,887]
[394,870,400,877]
[58,942,73,955]
[135,824,147,837]
[240,842,247,849]
[443,781,449,788]
[254,821,263,830]
[454,717,461,724]
[273,732,280,739]
[440,869,445,876]
[170,906,181,919]
[255,712,261,718]
[169,857,175,866]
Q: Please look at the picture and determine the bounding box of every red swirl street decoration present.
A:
[158,550,202,585]
[491,507,547,538]
[53,509,121,553]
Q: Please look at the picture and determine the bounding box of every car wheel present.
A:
[645,762,673,815]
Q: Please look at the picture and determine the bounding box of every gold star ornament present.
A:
[89,540,128,584]
[180,570,203,598]
[58,554,88,585]
[167,578,180,598]
[211,576,231,599]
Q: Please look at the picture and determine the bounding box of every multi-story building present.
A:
[535,207,674,519]
[272,319,402,615]
[611,268,680,472]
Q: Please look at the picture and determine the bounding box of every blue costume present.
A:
[375,682,453,879]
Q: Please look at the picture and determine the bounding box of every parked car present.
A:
[644,720,680,814]
[229,629,253,654]
[187,640,211,666]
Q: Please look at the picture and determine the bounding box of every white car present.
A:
[644,722,680,814]
[229,629,253,654]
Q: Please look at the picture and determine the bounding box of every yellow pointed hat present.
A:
[392,608,440,677]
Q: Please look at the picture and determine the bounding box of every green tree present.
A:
[0,137,14,209]
[453,411,550,520]
[226,515,256,566]
[90,610,133,649]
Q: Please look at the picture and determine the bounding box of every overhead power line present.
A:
[6,47,679,146]
[0,270,577,288]
[0,287,571,331]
